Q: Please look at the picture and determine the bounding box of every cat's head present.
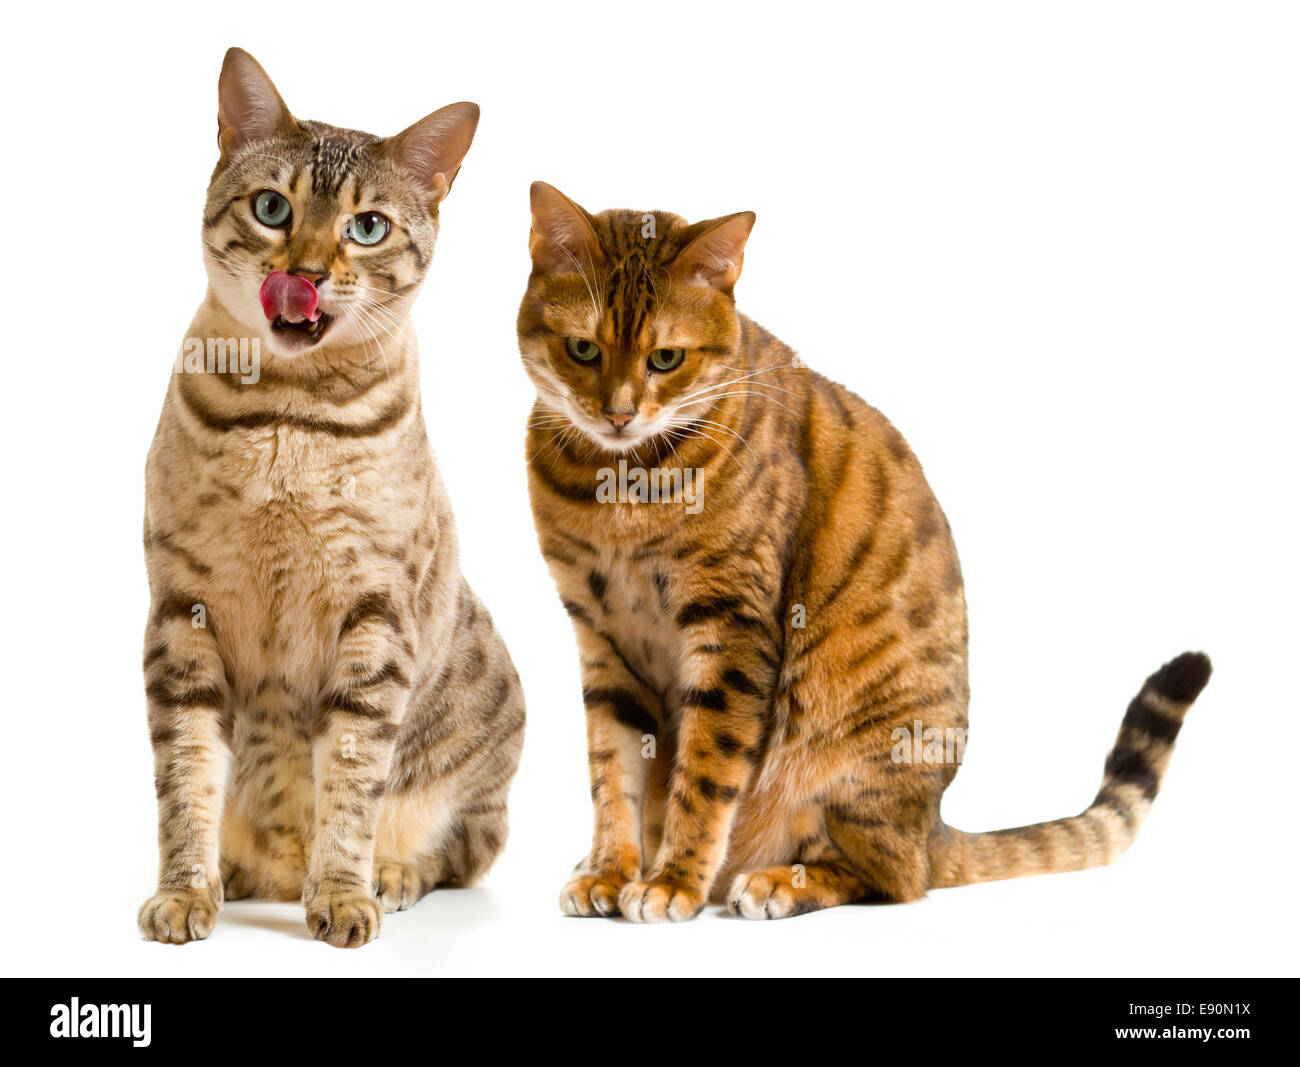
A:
[517,182,755,454]
[203,48,478,358]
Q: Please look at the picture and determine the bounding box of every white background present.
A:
[1,1,1295,977]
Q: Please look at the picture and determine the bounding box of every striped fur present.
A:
[517,182,1210,922]
[138,49,522,947]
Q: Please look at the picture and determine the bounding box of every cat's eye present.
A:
[253,190,291,228]
[648,347,685,372]
[347,211,391,246]
[566,337,601,364]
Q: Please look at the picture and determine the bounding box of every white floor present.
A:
[17,758,1290,978]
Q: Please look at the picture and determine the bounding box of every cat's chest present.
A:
[155,424,421,676]
[202,431,380,559]
[592,551,679,700]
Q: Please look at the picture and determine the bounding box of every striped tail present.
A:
[929,651,1212,889]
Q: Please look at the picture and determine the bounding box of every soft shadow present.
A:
[713,894,898,920]
[398,885,507,929]
[219,902,309,940]
[219,886,508,940]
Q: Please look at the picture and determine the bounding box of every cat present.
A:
[517,181,1211,922]
[139,48,523,947]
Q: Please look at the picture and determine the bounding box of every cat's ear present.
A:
[386,103,480,204]
[529,182,605,274]
[217,48,297,159]
[670,212,756,291]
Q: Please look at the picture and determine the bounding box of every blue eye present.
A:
[348,211,390,246]
[253,190,291,227]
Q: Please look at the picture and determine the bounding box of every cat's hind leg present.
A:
[372,799,510,912]
[728,788,935,918]
[720,785,870,919]
[219,857,257,901]
[820,788,936,904]
[435,794,512,888]
[374,626,524,912]
[372,773,514,912]
[725,859,869,919]
[372,858,439,913]
[372,788,451,913]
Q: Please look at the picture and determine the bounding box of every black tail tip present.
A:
[1152,651,1213,704]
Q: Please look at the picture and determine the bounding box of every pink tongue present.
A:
[259,271,321,324]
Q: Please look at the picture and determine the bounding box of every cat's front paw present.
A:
[138,888,220,944]
[618,877,706,923]
[560,871,629,917]
[306,890,381,948]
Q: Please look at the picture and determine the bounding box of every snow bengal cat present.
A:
[517,181,1211,922]
[139,49,523,947]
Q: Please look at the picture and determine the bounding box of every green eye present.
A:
[348,211,391,246]
[648,347,685,372]
[566,337,601,364]
[253,190,291,227]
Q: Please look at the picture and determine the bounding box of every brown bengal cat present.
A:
[517,181,1211,922]
[138,49,523,947]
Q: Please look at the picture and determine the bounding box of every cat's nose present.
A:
[604,410,636,429]
[288,267,327,286]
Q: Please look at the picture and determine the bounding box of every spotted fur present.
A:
[517,182,1210,922]
[138,49,523,947]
